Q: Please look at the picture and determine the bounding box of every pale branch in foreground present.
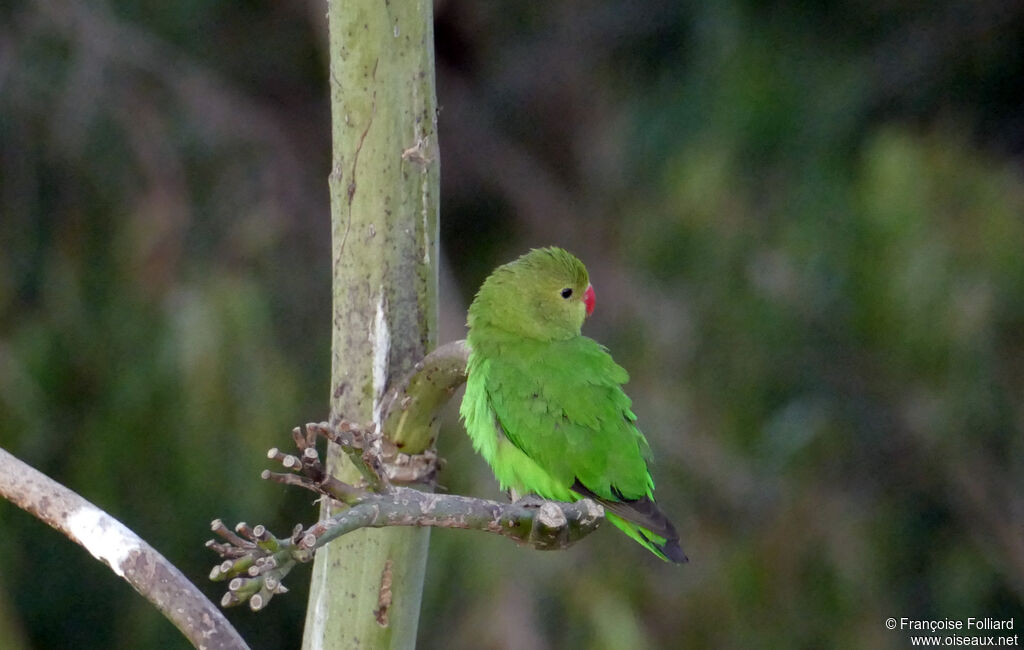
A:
[207,419,605,611]
[0,447,250,650]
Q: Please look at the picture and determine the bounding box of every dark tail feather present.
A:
[571,479,688,563]
[637,527,688,564]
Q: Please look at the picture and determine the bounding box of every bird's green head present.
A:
[468,247,595,341]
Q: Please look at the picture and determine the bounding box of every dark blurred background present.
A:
[2,0,1024,648]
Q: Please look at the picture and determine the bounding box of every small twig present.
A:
[265,424,373,503]
[261,470,318,492]
[311,420,391,492]
[211,518,254,549]
[292,424,316,452]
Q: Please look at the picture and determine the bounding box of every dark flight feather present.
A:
[572,479,688,563]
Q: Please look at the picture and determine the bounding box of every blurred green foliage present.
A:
[2,0,1023,648]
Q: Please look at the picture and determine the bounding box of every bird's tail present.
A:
[569,479,688,563]
[606,513,688,563]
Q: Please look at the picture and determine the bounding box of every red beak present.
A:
[583,284,595,317]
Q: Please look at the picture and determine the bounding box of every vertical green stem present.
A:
[302,0,439,647]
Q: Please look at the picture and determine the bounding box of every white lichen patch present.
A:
[421,173,431,265]
[305,550,332,649]
[66,506,141,578]
[371,293,391,428]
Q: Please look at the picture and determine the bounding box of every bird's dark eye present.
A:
[560,288,573,299]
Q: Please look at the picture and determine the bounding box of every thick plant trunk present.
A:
[302,0,439,647]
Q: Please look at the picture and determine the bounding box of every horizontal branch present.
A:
[0,446,249,650]
[208,488,604,611]
[208,417,606,611]
[305,488,605,552]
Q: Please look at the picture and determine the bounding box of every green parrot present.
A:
[460,247,686,563]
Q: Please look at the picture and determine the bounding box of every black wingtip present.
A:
[570,479,690,563]
[661,539,689,564]
[637,528,689,564]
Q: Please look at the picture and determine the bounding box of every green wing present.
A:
[484,335,653,502]
[468,334,687,562]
